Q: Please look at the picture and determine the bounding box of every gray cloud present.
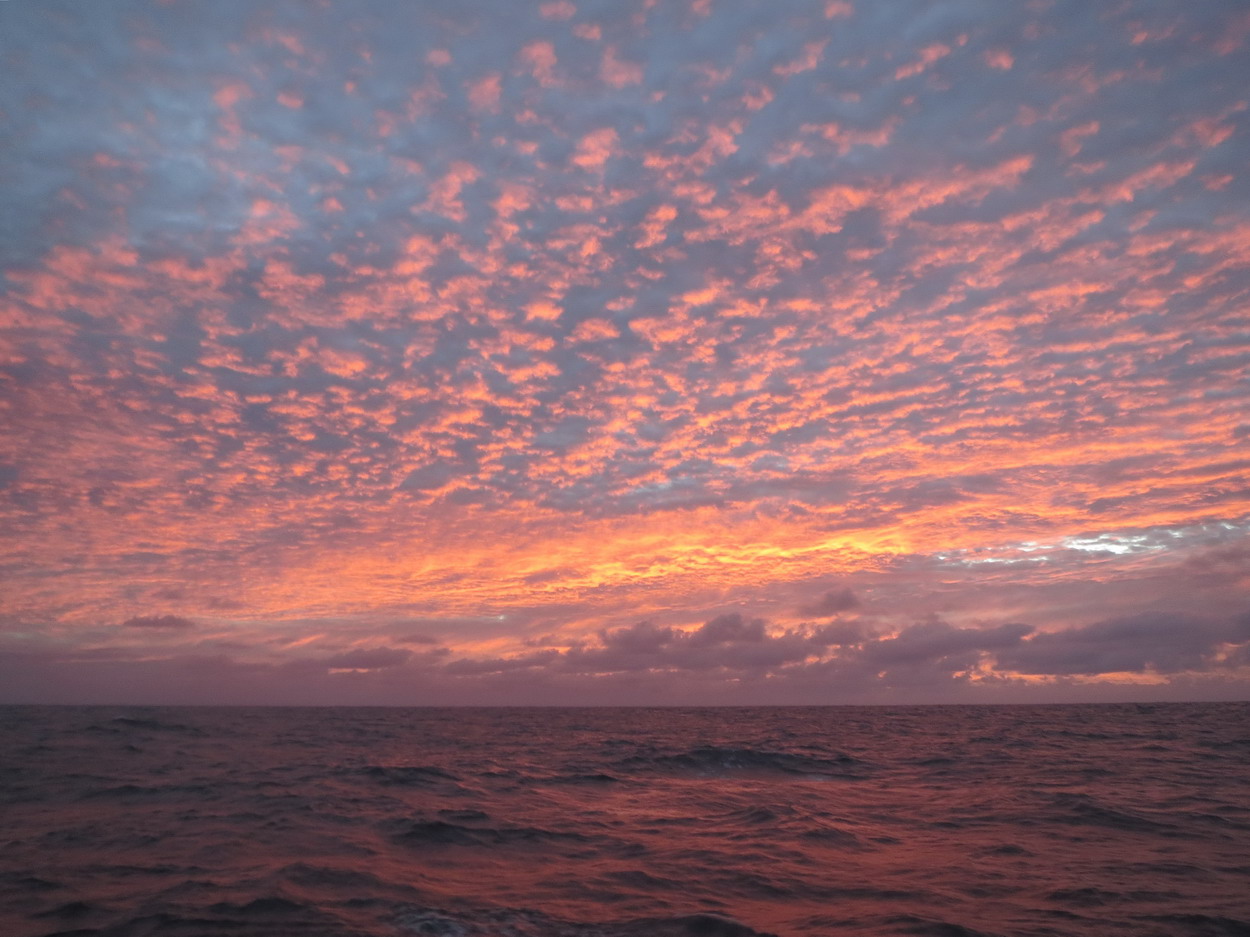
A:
[4,601,1250,705]
[808,621,870,648]
[860,620,1031,669]
[998,611,1250,676]
[800,588,860,618]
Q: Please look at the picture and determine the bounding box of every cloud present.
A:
[688,612,768,646]
[800,588,860,617]
[321,646,413,670]
[830,619,1035,690]
[600,620,676,653]
[390,632,443,646]
[998,612,1250,677]
[4,597,1250,705]
[808,620,869,647]
[122,615,197,631]
[1,0,1248,704]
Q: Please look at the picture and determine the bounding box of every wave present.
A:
[1046,885,1187,908]
[384,816,594,849]
[275,861,391,891]
[1137,913,1250,935]
[6,702,1249,937]
[395,907,777,937]
[95,715,204,735]
[881,914,1002,937]
[711,804,869,850]
[79,782,217,801]
[362,764,462,785]
[34,898,96,922]
[542,772,622,785]
[28,903,357,937]
[209,896,309,915]
[798,825,869,849]
[1047,792,1180,835]
[613,745,868,779]
[620,913,779,937]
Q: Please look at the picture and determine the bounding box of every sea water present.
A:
[1,703,1248,937]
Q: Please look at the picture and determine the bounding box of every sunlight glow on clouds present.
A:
[1,0,1248,704]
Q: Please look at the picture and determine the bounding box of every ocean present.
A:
[1,703,1248,937]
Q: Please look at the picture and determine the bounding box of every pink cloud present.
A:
[895,43,950,80]
[572,127,619,170]
[600,46,643,87]
[467,73,502,113]
[520,41,559,87]
[984,48,1013,70]
[540,1,576,20]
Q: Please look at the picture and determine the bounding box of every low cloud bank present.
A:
[4,606,1247,705]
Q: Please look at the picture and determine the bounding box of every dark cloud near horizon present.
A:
[437,607,1250,690]
[999,611,1250,677]
[5,604,1249,705]
[861,620,1031,669]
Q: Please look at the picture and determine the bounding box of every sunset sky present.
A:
[2,0,1248,705]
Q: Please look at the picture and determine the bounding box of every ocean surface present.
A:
[2,704,1248,937]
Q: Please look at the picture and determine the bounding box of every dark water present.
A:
[2,704,1249,937]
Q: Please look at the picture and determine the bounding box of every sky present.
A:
[1,0,1248,706]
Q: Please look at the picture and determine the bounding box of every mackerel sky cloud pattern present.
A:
[2,0,1248,704]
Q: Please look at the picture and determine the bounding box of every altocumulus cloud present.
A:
[0,0,1247,704]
